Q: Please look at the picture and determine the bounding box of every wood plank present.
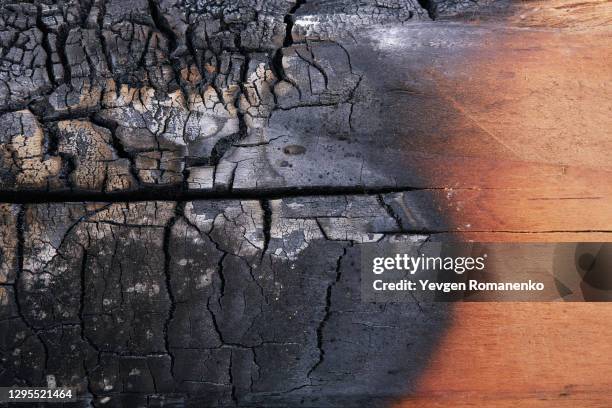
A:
[395,303,612,407]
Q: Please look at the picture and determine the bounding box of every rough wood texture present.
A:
[0,198,451,407]
[396,303,612,408]
[0,0,610,406]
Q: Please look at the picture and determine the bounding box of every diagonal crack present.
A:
[260,199,272,260]
[283,0,307,47]
[307,244,349,379]
[162,205,180,381]
[13,205,50,378]
[78,245,101,406]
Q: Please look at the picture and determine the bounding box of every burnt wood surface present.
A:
[1,0,611,407]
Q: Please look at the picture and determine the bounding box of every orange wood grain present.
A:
[394,1,612,404]
[395,303,612,407]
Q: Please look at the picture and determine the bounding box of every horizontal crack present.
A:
[381,229,612,235]
[0,185,527,204]
[0,186,425,203]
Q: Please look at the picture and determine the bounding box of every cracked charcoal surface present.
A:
[1,198,449,407]
[0,0,494,406]
[0,0,491,195]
